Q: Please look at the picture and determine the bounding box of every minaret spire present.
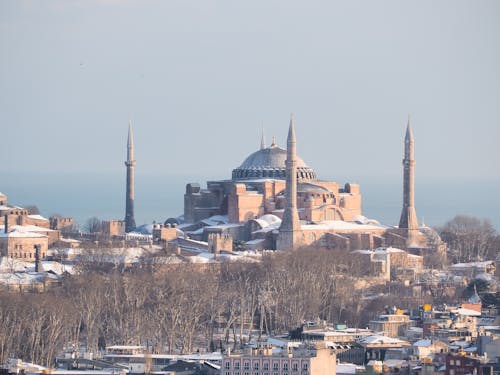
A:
[399,115,418,245]
[260,127,266,150]
[124,121,136,232]
[277,113,301,250]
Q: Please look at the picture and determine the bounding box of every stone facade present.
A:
[50,216,74,232]
[102,220,126,237]
[0,229,49,260]
[221,343,336,375]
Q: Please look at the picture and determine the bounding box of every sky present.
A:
[1,1,499,228]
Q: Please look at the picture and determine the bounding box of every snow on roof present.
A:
[107,345,144,350]
[10,224,55,232]
[336,363,359,374]
[455,307,481,316]
[383,359,407,368]
[408,327,423,332]
[0,227,47,238]
[201,215,229,226]
[259,214,282,226]
[187,252,214,263]
[41,261,75,275]
[58,237,81,244]
[359,335,409,345]
[450,340,470,348]
[302,220,386,231]
[352,250,373,255]
[205,223,242,230]
[246,238,266,245]
[413,339,432,347]
[450,261,493,269]
[464,346,477,353]
[383,247,405,253]
[27,214,48,221]
[0,272,47,285]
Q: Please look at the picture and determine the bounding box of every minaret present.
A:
[261,127,266,150]
[277,114,301,250]
[399,116,419,244]
[124,122,136,232]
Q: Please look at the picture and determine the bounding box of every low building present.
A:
[221,342,336,375]
[101,220,126,237]
[368,314,413,338]
[0,227,48,260]
[445,353,493,375]
[358,335,410,364]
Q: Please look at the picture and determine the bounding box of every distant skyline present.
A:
[1,1,499,228]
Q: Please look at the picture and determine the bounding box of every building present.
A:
[180,116,445,254]
[0,226,48,260]
[445,353,493,375]
[101,220,126,237]
[50,216,74,232]
[221,342,336,375]
[368,314,413,338]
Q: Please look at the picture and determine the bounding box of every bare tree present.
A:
[439,215,497,262]
[84,217,102,234]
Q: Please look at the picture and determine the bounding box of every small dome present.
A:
[232,144,316,181]
[297,182,331,193]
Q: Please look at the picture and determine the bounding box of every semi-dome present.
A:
[232,142,317,181]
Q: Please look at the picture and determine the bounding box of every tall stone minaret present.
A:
[124,122,136,233]
[277,114,301,250]
[399,116,419,244]
[260,127,266,150]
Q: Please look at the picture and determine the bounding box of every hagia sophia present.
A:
[0,115,446,263]
[165,115,445,256]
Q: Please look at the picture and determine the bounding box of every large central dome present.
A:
[232,142,317,181]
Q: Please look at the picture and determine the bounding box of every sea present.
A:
[2,172,499,231]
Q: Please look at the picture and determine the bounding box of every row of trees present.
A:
[0,248,420,366]
[0,215,496,366]
[438,215,499,263]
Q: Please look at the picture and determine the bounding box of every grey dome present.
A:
[232,144,317,180]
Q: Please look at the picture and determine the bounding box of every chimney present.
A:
[34,244,42,272]
[4,214,8,233]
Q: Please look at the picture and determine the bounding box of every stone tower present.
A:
[124,122,136,233]
[398,117,419,244]
[277,114,302,250]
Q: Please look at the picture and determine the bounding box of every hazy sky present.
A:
[1,1,499,226]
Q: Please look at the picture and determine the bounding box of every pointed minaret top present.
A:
[127,121,134,162]
[288,113,296,144]
[260,127,266,150]
[405,114,414,143]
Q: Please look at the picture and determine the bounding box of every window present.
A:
[253,363,259,370]
[302,363,308,370]
[456,360,460,366]
[225,362,230,370]
[226,372,230,375]
[450,360,454,366]
[273,363,279,370]
[244,362,250,370]
[283,363,288,371]
[263,363,269,371]
[292,363,298,371]
[450,370,455,375]
[235,363,240,370]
